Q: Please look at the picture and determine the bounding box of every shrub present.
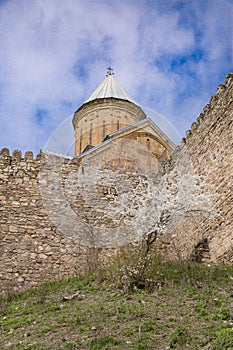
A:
[105,236,162,292]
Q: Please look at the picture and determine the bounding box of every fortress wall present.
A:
[165,73,233,262]
[39,152,152,248]
[0,148,151,293]
[0,149,90,293]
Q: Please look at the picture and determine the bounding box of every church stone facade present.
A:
[73,71,174,165]
[0,72,232,293]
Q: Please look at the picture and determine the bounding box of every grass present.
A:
[0,257,233,349]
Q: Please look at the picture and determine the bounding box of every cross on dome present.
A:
[106,66,114,76]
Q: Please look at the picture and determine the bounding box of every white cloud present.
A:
[0,0,232,154]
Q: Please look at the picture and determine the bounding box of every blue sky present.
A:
[0,0,232,155]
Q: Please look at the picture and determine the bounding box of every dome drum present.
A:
[73,98,146,156]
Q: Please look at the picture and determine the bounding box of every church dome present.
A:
[84,70,137,104]
[72,68,146,156]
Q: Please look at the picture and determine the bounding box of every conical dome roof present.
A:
[84,73,136,104]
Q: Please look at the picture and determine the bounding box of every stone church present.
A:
[72,68,175,174]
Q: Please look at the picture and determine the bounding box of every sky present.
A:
[0,0,232,156]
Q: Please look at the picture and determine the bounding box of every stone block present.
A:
[9,225,18,233]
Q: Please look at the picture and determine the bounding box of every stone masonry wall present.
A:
[0,148,151,293]
[164,73,233,262]
[0,149,89,293]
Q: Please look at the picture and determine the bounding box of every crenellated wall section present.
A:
[163,73,233,263]
[0,149,88,292]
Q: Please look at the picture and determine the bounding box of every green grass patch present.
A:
[0,256,232,349]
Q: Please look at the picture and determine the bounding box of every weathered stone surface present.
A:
[162,73,233,263]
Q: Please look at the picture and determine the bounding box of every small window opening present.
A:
[103,121,106,139]
[90,124,92,145]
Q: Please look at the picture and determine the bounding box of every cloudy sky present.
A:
[0,0,232,155]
